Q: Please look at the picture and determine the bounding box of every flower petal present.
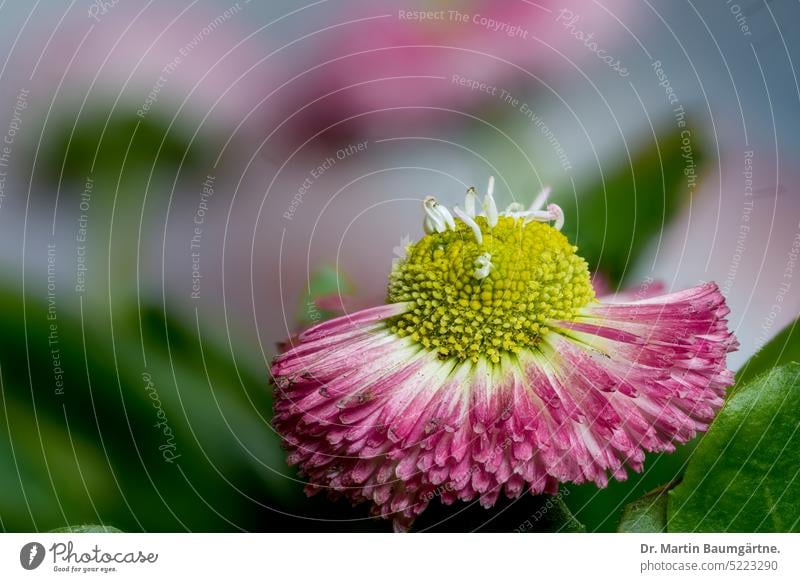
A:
[271,283,735,530]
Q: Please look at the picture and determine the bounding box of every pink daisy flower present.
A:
[272,179,737,531]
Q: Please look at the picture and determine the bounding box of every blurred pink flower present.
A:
[18,3,282,140]
[284,0,636,138]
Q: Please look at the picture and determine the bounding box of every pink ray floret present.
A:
[272,281,736,531]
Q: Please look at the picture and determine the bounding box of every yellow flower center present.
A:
[387,215,595,363]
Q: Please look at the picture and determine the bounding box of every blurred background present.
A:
[0,0,798,532]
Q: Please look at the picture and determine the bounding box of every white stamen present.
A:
[421,182,565,238]
[423,214,436,234]
[529,186,551,212]
[483,176,498,227]
[464,187,477,218]
[522,210,552,224]
[423,196,447,233]
[474,252,492,279]
[520,203,564,230]
[453,206,483,245]
[547,203,564,230]
[437,204,456,231]
[505,202,524,214]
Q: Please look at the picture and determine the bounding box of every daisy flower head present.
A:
[272,178,737,531]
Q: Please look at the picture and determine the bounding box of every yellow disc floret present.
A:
[387,215,595,364]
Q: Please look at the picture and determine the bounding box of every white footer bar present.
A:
[1,533,798,581]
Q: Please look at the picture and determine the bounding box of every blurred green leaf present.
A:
[0,395,117,531]
[44,111,204,185]
[735,317,800,388]
[617,484,671,532]
[38,111,214,309]
[136,304,297,501]
[558,124,702,286]
[50,525,123,533]
[0,285,301,532]
[668,363,800,532]
[296,265,351,326]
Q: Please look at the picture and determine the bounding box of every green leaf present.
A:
[558,125,702,286]
[50,525,123,533]
[296,265,351,325]
[564,444,695,532]
[43,111,205,185]
[0,285,300,532]
[735,317,800,388]
[0,395,119,531]
[667,363,800,532]
[617,483,672,532]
